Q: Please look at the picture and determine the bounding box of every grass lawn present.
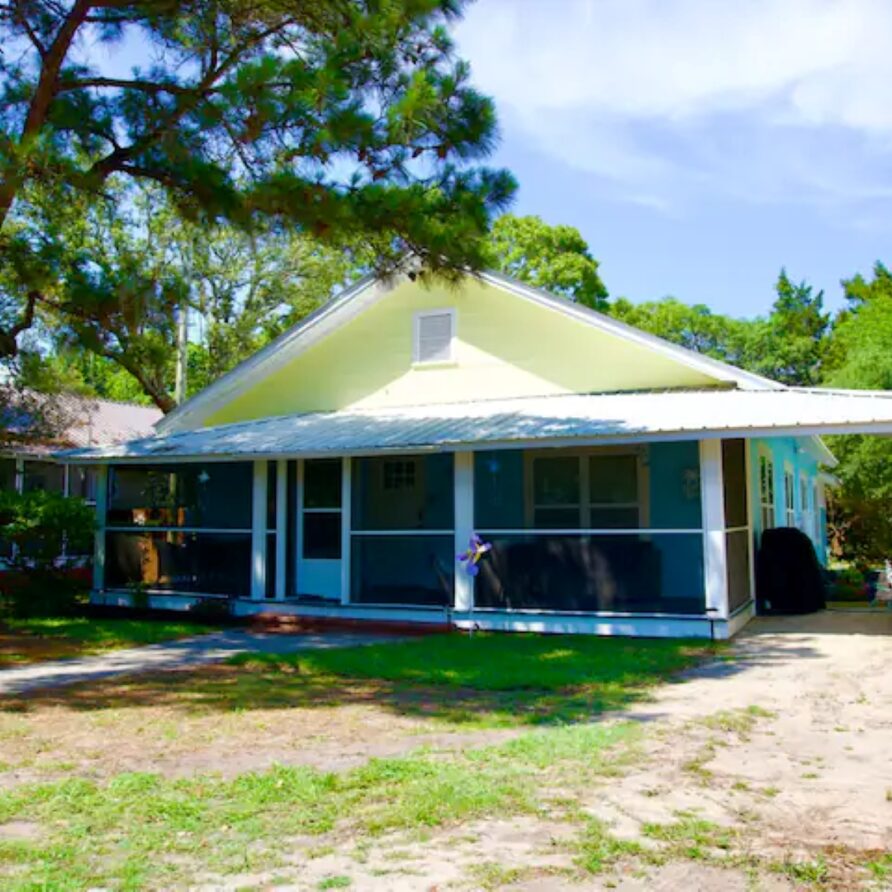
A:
[0,633,724,890]
[230,633,724,726]
[0,616,221,667]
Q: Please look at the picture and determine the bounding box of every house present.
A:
[1,392,161,563]
[60,272,892,638]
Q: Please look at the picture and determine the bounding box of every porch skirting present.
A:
[90,589,746,639]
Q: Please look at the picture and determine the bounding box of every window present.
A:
[588,455,640,528]
[383,460,416,491]
[69,466,98,503]
[353,454,453,531]
[812,481,822,543]
[529,452,641,530]
[414,310,454,364]
[799,473,810,532]
[758,453,775,532]
[783,466,796,527]
[532,456,580,528]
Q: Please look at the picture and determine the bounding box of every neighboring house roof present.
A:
[3,391,162,457]
[62,387,892,465]
[156,270,782,435]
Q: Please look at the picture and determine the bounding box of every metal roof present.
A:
[58,387,892,464]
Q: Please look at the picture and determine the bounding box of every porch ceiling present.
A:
[58,387,892,464]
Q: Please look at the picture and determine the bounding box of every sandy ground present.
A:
[225,612,892,891]
[1,612,890,889]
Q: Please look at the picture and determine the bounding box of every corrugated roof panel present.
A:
[58,388,892,464]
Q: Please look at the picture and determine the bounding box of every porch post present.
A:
[275,458,288,600]
[340,458,351,605]
[743,439,757,607]
[699,439,728,619]
[93,464,108,592]
[251,460,268,599]
[454,451,474,613]
[14,456,23,494]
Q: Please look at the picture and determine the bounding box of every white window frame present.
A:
[783,463,796,527]
[798,471,810,534]
[758,448,775,533]
[521,447,649,532]
[412,308,456,365]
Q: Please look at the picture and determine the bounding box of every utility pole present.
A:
[175,302,188,405]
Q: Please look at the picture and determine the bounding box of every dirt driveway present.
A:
[282,612,892,890]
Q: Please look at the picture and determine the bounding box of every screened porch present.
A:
[95,438,753,626]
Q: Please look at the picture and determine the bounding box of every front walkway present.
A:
[0,629,401,696]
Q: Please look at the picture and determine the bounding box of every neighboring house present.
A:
[1,392,161,562]
[61,272,892,638]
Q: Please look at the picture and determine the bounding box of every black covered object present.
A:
[756,527,826,614]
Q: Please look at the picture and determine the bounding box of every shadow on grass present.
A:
[0,632,824,727]
[0,617,222,667]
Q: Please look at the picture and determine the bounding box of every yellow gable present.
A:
[202,276,726,428]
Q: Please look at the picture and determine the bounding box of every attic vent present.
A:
[414,310,455,364]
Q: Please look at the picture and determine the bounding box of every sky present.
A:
[453,0,892,316]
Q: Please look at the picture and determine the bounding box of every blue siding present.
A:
[748,436,828,565]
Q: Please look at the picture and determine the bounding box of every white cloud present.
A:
[454,0,892,208]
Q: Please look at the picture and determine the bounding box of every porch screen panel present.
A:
[726,530,751,613]
[0,459,13,557]
[475,443,702,532]
[106,531,251,596]
[474,450,525,529]
[721,439,748,529]
[647,441,702,529]
[474,533,704,614]
[23,461,64,494]
[473,444,706,615]
[352,454,453,530]
[722,439,752,611]
[107,463,252,528]
[351,453,454,606]
[0,459,16,492]
[105,462,253,597]
[351,536,454,606]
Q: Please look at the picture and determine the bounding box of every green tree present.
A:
[486,215,608,309]
[820,263,892,564]
[15,178,372,409]
[0,0,516,367]
[740,270,829,386]
[610,296,748,363]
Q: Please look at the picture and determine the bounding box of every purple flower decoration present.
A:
[457,533,492,577]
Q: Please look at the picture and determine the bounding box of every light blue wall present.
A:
[647,441,702,530]
[748,436,828,565]
[647,442,704,605]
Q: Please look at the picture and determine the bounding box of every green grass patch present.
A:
[232,633,721,691]
[574,818,644,873]
[0,617,221,666]
[776,856,829,885]
[867,852,892,881]
[698,705,776,738]
[641,813,734,861]
[0,721,636,890]
[228,633,723,727]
